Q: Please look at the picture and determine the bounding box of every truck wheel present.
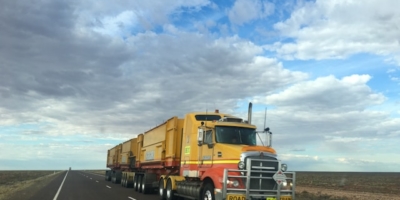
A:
[159,178,166,200]
[115,171,122,184]
[202,183,215,200]
[166,179,175,200]
[137,175,142,193]
[141,174,148,194]
[122,175,126,187]
[123,174,127,187]
[111,172,116,183]
[133,175,138,191]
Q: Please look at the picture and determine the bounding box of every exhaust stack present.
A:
[248,102,252,124]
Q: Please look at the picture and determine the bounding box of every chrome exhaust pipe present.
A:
[248,102,252,124]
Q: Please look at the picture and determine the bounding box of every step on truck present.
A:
[106,102,296,200]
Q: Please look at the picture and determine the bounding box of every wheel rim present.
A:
[204,190,212,200]
[159,179,164,197]
[141,178,145,192]
[138,176,142,192]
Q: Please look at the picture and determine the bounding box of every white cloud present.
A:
[75,0,212,35]
[92,11,137,36]
[270,0,400,64]
[249,74,399,157]
[261,74,385,112]
[228,0,274,25]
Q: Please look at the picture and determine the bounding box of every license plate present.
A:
[267,197,292,200]
[226,194,245,200]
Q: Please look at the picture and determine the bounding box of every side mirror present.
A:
[197,128,204,146]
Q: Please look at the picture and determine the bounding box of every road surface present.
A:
[29,170,159,200]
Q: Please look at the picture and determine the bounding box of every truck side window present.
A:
[205,130,213,144]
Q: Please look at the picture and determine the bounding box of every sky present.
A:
[1,0,399,172]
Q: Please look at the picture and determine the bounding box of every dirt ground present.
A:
[297,186,400,200]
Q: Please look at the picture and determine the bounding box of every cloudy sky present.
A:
[1,0,399,172]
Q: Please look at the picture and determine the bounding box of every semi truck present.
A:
[106,103,296,200]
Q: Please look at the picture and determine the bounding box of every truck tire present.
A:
[134,175,139,191]
[115,170,122,184]
[122,174,126,187]
[123,174,128,187]
[159,178,166,200]
[166,179,178,200]
[141,174,147,194]
[202,183,215,200]
[111,172,116,183]
[137,175,142,193]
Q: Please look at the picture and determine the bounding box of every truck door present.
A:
[200,129,214,168]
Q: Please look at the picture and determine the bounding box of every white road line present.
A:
[53,171,69,200]
[106,185,111,188]
[96,181,99,183]
[128,197,136,200]
[90,178,92,179]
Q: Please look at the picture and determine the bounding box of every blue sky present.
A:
[0,0,399,171]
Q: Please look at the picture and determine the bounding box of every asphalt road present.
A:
[29,170,159,200]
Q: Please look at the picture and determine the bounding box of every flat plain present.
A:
[295,172,400,200]
[0,170,399,200]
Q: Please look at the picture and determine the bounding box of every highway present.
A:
[30,170,159,200]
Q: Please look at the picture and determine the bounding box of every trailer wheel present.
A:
[202,183,215,200]
[133,175,139,191]
[111,172,116,183]
[141,174,148,194]
[159,178,166,200]
[137,175,143,193]
[122,174,126,187]
[166,179,178,200]
[123,174,127,187]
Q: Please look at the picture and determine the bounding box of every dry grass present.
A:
[0,170,62,200]
[82,170,106,176]
[296,172,400,195]
[295,172,400,200]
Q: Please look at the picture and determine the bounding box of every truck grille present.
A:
[222,157,296,200]
[247,156,278,190]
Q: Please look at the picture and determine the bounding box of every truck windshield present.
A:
[215,126,257,145]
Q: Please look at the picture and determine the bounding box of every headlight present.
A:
[281,180,293,189]
[238,161,245,169]
[232,180,239,187]
[281,163,287,172]
[282,180,287,187]
[227,179,240,187]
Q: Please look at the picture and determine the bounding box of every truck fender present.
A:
[200,167,226,189]
[167,176,186,190]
